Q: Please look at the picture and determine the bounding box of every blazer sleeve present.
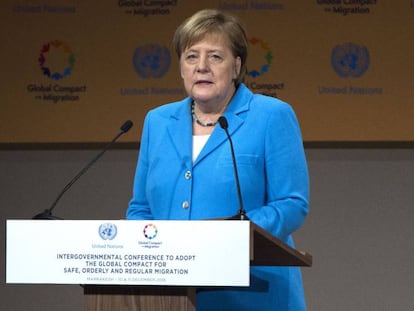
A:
[246,103,309,242]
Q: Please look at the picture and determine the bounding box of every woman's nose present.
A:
[196,55,209,72]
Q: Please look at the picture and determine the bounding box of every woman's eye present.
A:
[209,54,222,62]
[185,54,198,62]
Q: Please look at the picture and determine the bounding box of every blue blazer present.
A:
[127,83,309,311]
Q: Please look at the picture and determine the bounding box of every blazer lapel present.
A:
[194,87,251,166]
[167,84,253,167]
[166,99,193,164]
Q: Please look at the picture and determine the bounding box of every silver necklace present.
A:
[191,101,218,127]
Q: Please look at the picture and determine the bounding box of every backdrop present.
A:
[1,1,413,143]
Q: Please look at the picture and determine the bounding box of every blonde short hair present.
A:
[173,9,248,86]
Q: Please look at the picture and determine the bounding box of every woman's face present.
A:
[180,33,241,108]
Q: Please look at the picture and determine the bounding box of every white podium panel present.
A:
[6,220,249,286]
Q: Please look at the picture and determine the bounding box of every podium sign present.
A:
[6,220,250,286]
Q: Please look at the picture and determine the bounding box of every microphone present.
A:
[32,120,134,220]
[218,116,248,220]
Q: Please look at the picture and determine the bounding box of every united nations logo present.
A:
[98,223,118,240]
[331,42,370,78]
[133,44,171,79]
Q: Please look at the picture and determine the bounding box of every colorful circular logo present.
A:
[247,37,273,78]
[143,223,158,240]
[38,40,75,80]
[133,44,170,79]
[331,42,370,78]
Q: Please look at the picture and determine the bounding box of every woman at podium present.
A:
[127,9,309,311]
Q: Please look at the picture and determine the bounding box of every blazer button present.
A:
[182,201,189,209]
[184,171,192,179]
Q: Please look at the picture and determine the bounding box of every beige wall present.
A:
[1,1,414,143]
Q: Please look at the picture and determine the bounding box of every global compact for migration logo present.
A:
[27,40,87,103]
[143,223,158,240]
[245,36,284,99]
[139,223,162,249]
[316,0,377,15]
[39,40,75,80]
[247,37,272,78]
[117,0,178,16]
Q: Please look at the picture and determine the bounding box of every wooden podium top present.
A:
[249,222,312,267]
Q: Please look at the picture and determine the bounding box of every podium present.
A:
[6,220,311,311]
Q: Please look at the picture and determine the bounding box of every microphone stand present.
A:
[32,120,133,220]
[218,116,249,221]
